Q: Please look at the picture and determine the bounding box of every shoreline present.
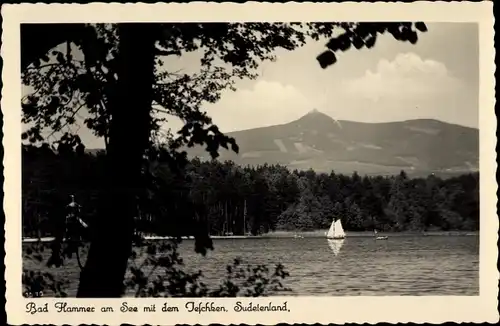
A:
[21,231,479,243]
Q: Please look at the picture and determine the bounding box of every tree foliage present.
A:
[23,237,290,298]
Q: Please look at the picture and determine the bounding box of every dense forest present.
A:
[22,145,479,238]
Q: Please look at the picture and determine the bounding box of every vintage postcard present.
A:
[2,1,498,325]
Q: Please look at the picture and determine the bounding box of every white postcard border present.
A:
[2,2,497,325]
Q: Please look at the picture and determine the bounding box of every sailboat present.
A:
[327,238,345,256]
[374,229,388,240]
[326,218,346,240]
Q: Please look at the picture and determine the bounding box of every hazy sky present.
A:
[197,22,479,132]
[23,23,479,148]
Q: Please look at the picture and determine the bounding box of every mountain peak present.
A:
[294,109,341,130]
[298,109,334,121]
[305,108,329,117]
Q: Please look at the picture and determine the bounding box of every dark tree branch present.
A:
[21,23,88,70]
[46,102,86,139]
[155,49,182,56]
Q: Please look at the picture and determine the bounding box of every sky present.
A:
[23,23,479,148]
[198,22,479,132]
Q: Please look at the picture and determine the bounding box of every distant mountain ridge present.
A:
[86,110,479,177]
[184,109,479,176]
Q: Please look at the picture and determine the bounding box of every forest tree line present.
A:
[22,145,479,238]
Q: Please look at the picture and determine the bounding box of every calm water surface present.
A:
[24,236,479,296]
[176,236,479,296]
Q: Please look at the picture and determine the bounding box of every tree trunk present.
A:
[77,23,156,297]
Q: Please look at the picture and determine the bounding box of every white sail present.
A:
[334,219,345,238]
[327,239,345,256]
[326,218,346,239]
[326,219,336,238]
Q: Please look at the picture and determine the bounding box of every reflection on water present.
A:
[327,239,345,256]
[23,235,479,296]
[177,236,479,296]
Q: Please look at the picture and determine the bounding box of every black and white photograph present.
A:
[3,2,497,325]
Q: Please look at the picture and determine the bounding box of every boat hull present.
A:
[375,236,388,240]
[327,236,345,240]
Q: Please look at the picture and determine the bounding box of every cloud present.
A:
[341,53,464,102]
[206,80,317,132]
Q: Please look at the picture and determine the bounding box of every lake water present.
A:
[23,235,479,296]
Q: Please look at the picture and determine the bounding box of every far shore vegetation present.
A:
[23,147,479,240]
